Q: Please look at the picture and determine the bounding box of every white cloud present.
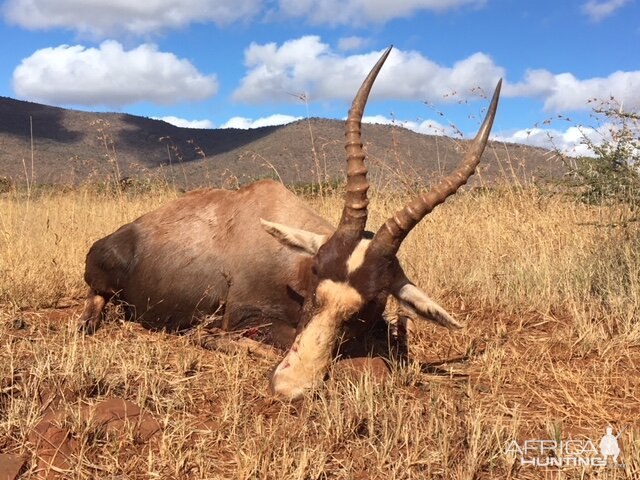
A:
[220,114,301,129]
[233,36,504,104]
[3,0,262,36]
[235,36,640,113]
[493,125,611,157]
[2,0,487,35]
[366,114,625,158]
[581,0,631,22]
[361,114,605,156]
[157,116,214,129]
[12,41,218,106]
[278,0,486,26]
[506,68,640,111]
[337,36,371,52]
[363,115,458,136]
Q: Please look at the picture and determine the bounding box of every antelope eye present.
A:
[312,290,323,308]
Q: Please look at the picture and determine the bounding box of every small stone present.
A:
[0,453,26,480]
[27,398,162,479]
[28,420,77,479]
[85,398,162,442]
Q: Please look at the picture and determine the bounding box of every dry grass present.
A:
[1,183,639,479]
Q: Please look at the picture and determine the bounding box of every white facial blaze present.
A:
[270,280,364,399]
[346,239,371,274]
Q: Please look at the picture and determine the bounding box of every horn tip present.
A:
[485,78,502,117]
[380,45,393,61]
[493,78,503,97]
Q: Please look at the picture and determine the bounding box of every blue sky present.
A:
[0,0,638,154]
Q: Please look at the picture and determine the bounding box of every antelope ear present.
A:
[391,279,463,330]
[260,219,328,256]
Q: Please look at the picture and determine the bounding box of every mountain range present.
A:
[0,96,563,190]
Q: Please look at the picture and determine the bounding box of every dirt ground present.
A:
[2,299,638,479]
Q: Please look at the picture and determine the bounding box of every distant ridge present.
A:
[0,96,563,189]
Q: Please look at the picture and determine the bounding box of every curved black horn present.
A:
[371,79,502,257]
[336,46,393,237]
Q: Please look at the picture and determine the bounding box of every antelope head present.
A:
[262,46,501,400]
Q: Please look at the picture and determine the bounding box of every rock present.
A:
[27,397,162,478]
[87,398,161,442]
[0,454,26,480]
[28,418,77,479]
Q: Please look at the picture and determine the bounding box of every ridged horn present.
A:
[371,79,502,256]
[336,46,393,236]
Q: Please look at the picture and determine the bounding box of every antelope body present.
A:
[82,180,337,347]
[80,47,501,400]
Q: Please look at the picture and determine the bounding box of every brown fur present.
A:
[81,180,335,348]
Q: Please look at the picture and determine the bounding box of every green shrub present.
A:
[564,100,640,209]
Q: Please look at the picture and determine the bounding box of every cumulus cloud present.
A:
[493,125,611,157]
[220,114,301,129]
[3,0,262,36]
[2,0,487,35]
[581,0,631,22]
[12,41,218,106]
[157,116,214,129]
[363,115,458,136]
[347,111,613,157]
[361,113,607,156]
[220,112,453,133]
[278,0,486,26]
[233,36,504,104]
[236,36,640,114]
[507,68,640,111]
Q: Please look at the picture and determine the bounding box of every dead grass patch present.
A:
[0,185,638,478]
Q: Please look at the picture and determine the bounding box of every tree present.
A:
[565,98,640,208]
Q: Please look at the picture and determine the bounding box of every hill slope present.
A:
[0,96,563,189]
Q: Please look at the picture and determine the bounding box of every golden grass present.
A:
[1,184,639,479]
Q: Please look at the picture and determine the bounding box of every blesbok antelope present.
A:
[80,46,501,400]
